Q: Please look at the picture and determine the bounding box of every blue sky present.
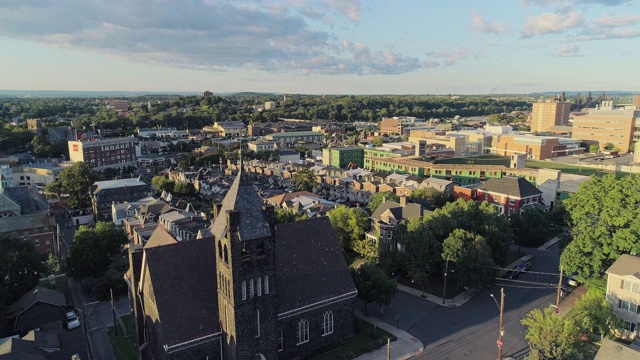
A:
[1,0,639,94]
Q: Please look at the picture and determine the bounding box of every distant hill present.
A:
[530,91,640,97]
[0,90,200,98]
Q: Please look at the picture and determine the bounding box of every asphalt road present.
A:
[357,245,561,360]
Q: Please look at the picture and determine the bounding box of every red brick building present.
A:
[454,177,545,216]
[0,212,57,254]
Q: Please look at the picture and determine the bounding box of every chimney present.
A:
[382,196,388,203]
[400,196,408,207]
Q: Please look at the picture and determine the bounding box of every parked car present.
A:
[503,267,520,280]
[567,276,580,287]
[65,310,80,330]
[516,261,532,272]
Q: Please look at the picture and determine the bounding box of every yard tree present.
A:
[521,307,590,360]
[603,142,615,151]
[571,287,619,342]
[0,236,46,309]
[151,175,175,192]
[560,174,640,283]
[396,217,442,276]
[327,205,370,252]
[442,229,497,289]
[509,207,549,249]
[589,144,599,153]
[67,222,128,281]
[367,192,399,213]
[292,168,317,192]
[274,207,308,224]
[410,187,449,208]
[351,263,397,316]
[46,161,97,209]
[173,181,196,195]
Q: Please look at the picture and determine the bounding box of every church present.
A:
[126,165,357,359]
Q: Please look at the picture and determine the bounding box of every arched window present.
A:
[322,311,334,335]
[264,275,269,294]
[279,328,283,351]
[297,318,309,345]
[249,279,254,298]
[241,280,247,300]
[223,244,229,264]
[257,276,262,296]
[255,309,260,338]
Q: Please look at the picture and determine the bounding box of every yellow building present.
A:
[531,102,572,133]
[571,102,640,152]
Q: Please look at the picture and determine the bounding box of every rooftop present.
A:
[93,177,148,191]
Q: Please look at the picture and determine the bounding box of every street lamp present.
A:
[490,288,505,360]
[442,257,450,305]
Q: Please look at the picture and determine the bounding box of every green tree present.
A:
[67,222,128,280]
[327,205,370,251]
[151,175,175,192]
[603,142,615,151]
[509,208,549,249]
[572,287,619,342]
[46,162,97,208]
[292,168,317,192]
[371,137,384,147]
[442,229,497,289]
[589,144,599,153]
[0,236,46,313]
[351,263,397,315]
[173,181,196,195]
[30,134,52,157]
[274,207,308,223]
[410,188,449,208]
[45,253,63,275]
[560,174,640,282]
[367,192,399,213]
[521,307,589,360]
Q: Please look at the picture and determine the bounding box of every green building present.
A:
[322,147,365,169]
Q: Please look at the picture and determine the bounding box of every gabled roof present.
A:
[606,254,640,279]
[6,287,65,318]
[371,200,424,221]
[275,217,357,314]
[144,239,220,347]
[477,177,541,198]
[209,172,271,242]
[594,338,640,360]
[145,226,178,248]
[0,338,47,359]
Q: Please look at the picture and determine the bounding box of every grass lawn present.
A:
[310,318,396,360]
[38,274,66,294]
[109,315,137,360]
[397,274,464,299]
[435,155,512,167]
[525,160,629,177]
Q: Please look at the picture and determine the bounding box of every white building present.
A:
[264,101,277,110]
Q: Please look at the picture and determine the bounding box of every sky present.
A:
[1,0,639,94]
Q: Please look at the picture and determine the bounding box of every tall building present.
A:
[264,101,277,110]
[127,166,356,359]
[633,95,640,109]
[68,137,137,170]
[202,90,213,97]
[26,119,43,133]
[531,101,572,132]
[571,101,640,152]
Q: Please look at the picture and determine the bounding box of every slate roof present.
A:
[0,338,47,359]
[144,239,220,347]
[6,287,65,318]
[275,217,357,314]
[209,171,271,242]
[477,177,541,198]
[145,226,178,248]
[0,187,48,215]
[606,254,640,279]
[0,213,56,233]
[371,200,424,221]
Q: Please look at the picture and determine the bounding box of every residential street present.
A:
[357,245,561,360]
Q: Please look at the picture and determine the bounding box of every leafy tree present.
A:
[509,208,549,249]
[274,207,308,224]
[0,236,46,309]
[547,203,568,225]
[67,222,128,280]
[411,188,449,208]
[603,142,615,151]
[367,192,399,213]
[589,145,599,153]
[292,168,317,192]
[521,307,590,360]
[46,162,97,208]
[560,174,640,283]
[151,176,175,192]
[351,263,397,315]
[572,287,619,342]
[371,137,384,147]
[173,181,196,195]
[30,134,52,157]
[45,253,63,275]
[442,229,497,289]
[352,237,378,261]
[327,205,370,251]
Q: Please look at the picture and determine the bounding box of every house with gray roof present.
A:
[0,175,49,217]
[454,176,545,216]
[366,196,429,252]
[91,177,153,221]
[5,287,65,333]
[606,254,640,341]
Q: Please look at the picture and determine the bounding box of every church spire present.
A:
[239,145,249,185]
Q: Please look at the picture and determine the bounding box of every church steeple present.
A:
[238,146,250,186]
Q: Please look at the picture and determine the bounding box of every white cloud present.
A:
[574,28,640,40]
[522,11,584,37]
[0,0,420,76]
[594,14,640,27]
[426,47,484,67]
[469,11,509,34]
[523,0,630,6]
[554,43,584,57]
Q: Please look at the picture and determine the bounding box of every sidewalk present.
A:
[353,309,424,360]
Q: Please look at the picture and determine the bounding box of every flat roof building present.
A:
[531,101,572,133]
[68,137,137,170]
[571,101,640,153]
[322,147,364,169]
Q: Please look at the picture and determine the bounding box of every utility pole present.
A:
[556,266,564,311]
[498,287,504,360]
[442,257,449,305]
[387,337,391,360]
[111,288,118,336]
